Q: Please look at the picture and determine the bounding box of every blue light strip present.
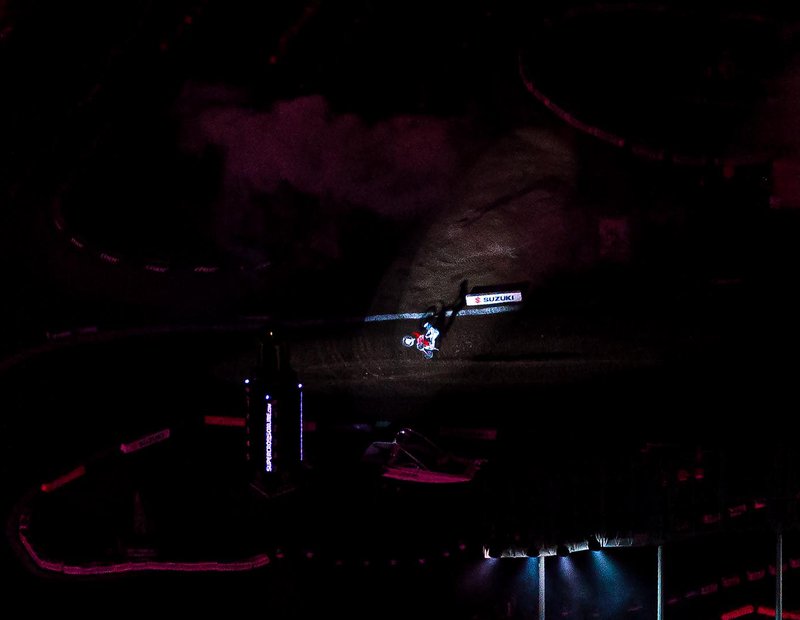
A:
[265,402,273,473]
[242,303,522,331]
[298,387,303,462]
[363,304,520,323]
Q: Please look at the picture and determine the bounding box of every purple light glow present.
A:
[178,88,469,274]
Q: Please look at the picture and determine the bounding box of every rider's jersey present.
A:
[424,325,440,349]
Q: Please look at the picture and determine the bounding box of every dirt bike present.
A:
[401,323,439,359]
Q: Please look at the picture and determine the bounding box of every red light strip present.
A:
[18,525,270,574]
[144,264,169,273]
[721,605,755,620]
[40,465,86,493]
[204,416,246,428]
[701,583,718,595]
[746,569,765,581]
[729,504,748,517]
[99,253,120,264]
[720,606,800,620]
[120,429,171,454]
[768,564,788,576]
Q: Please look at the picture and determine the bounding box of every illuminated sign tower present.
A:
[244,329,303,495]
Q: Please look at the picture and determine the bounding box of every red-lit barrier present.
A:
[768,563,789,576]
[120,429,171,454]
[144,264,169,273]
[204,416,246,428]
[721,605,755,620]
[41,465,86,493]
[99,252,120,265]
[18,521,271,574]
[729,504,748,518]
[720,606,800,620]
[678,555,800,605]
[722,575,741,588]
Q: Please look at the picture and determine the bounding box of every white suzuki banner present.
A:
[465,291,523,307]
